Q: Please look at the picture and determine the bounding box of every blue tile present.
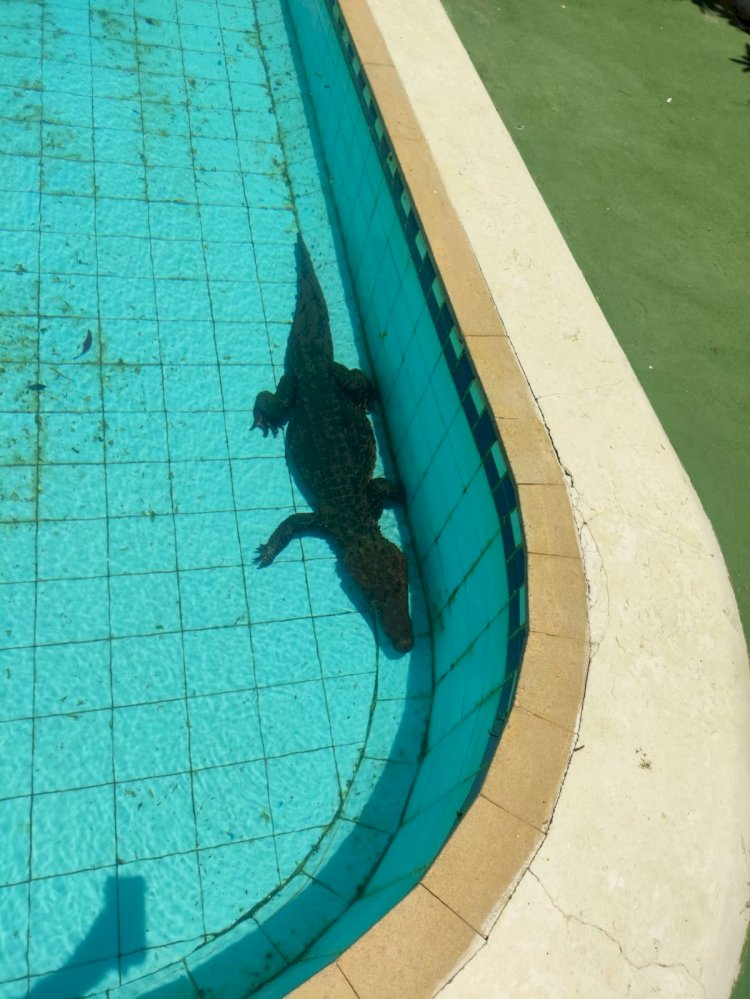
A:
[149,202,202,242]
[116,773,197,863]
[323,674,374,748]
[97,235,152,279]
[27,958,120,999]
[0,647,33,721]
[252,618,320,687]
[174,511,241,570]
[186,918,285,998]
[196,168,246,206]
[0,523,35,584]
[266,748,339,836]
[99,319,160,366]
[300,558,356,619]
[306,818,389,900]
[193,760,271,848]
[109,571,181,638]
[154,278,211,323]
[143,132,194,170]
[210,278,264,324]
[183,625,255,697]
[189,690,263,768]
[96,197,149,239]
[108,514,176,576]
[40,192,95,235]
[0,411,35,466]
[37,230,92,277]
[367,784,468,895]
[312,612,377,678]
[273,828,323,883]
[179,566,249,630]
[28,868,119,976]
[366,698,430,765]
[111,632,185,707]
[106,460,172,518]
[258,681,332,757]
[42,157,94,198]
[43,58,91,98]
[0,883,29,980]
[113,700,189,782]
[255,875,346,963]
[98,275,156,321]
[117,937,200,993]
[118,853,203,952]
[146,165,196,204]
[32,785,115,878]
[0,184,37,231]
[0,796,29,886]
[159,320,219,365]
[381,635,432,698]
[0,719,31,798]
[341,755,418,835]
[35,640,112,715]
[35,577,110,645]
[36,519,108,581]
[199,837,279,935]
[141,100,191,140]
[166,411,228,461]
[247,559,312,624]
[33,710,112,794]
[39,269,97,319]
[36,364,102,415]
[334,741,365,802]
[150,238,205,280]
[168,458,233,515]
[219,362,270,412]
[0,232,38,283]
[39,412,104,465]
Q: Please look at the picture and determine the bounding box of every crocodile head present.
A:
[342,531,413,653]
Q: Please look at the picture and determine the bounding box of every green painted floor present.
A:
[439,0,750,993]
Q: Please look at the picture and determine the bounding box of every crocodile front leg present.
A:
[252,373,296,437]
[367,478,405,519]
[255,512,322,566]
[333,363,375,409]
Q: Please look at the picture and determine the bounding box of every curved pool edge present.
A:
[288,1,589,995]
[290,1,750,997]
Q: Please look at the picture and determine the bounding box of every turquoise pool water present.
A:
[0,1,434,995]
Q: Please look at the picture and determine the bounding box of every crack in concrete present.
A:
[534,376,629,404]
[528,870,708,997]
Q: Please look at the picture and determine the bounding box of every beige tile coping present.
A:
[289,2,590,996]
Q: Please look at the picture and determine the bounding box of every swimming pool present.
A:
[0,1,525,996]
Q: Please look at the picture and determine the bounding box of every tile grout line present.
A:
[131,0,209,950]
[86,0,123,986]
[24,0,45,991]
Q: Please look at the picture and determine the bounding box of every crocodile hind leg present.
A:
[255,512,322,567]
[333,363,375,409]
[252,373,295,437]
[367,478,405,519]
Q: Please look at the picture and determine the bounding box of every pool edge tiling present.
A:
[302,1,750,998]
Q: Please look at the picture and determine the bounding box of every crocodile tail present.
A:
[295,231,313,280]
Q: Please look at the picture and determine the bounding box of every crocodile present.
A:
[251,234,413,653]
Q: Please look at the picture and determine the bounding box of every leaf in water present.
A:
[74,329,94,359]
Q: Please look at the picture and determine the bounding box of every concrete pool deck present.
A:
[292,0,750,996]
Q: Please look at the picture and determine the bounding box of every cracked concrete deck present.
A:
[361,0,750,996]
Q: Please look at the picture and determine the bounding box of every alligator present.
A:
[251,234,413,653]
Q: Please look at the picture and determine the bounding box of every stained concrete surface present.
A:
[438,1,750,991]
